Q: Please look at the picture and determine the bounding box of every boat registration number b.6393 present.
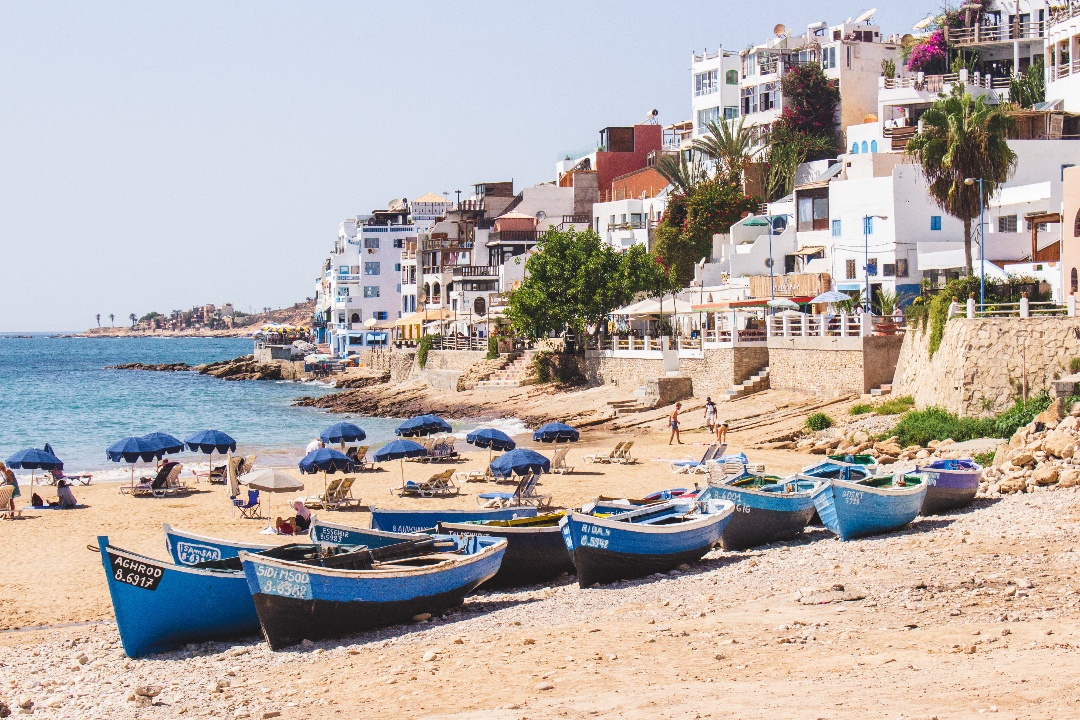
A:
[254,564,313,600]
[107,551,164,591]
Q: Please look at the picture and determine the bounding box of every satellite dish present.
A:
[764,258,774,269]
[901,33,916,47]
[536,211,547,221]
[773,23,787,37]
[855,8,877,24]
[650,109,658,117]
[913,15,935,31]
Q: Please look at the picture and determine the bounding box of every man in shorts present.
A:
[669,403,683,445]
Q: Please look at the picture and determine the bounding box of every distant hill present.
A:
[80,300,316,338]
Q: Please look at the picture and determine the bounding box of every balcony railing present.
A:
[421,238,474,251]
[488,230,542,243]
[451,265,500,277]
[607,221,648,232]
[947,21,1045,46]
[1051,5,1080,26]
[1050,58,1080,81]
[766,313,905,338]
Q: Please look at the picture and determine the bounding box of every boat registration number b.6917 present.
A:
[841,490,864,505]
[107,551,164,591]
[254,564,313,600]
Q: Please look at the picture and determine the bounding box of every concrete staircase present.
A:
[475,351,536,389]
[456,354,513,391]
[869,383,893,397]
[724,366,770,401]
[607,387,654,416]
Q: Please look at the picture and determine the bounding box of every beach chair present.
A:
[518,473,552,508]
[396,469,453,498]
[351,446,372,471]
[476,473,532,508]
[0,485,20,520]
[707,460,748,485]
[670,444,720,474]
[584,442,624,464]
[301,477,343,509]
[47,468,94,486]
[612,441,636,464]
[232,489,261,519]
[456,467,495,483]
[550,447,574,475]
[241,455,257,476]
[122,463,172,496]
[154,465,184,498]
[328,477,360,509]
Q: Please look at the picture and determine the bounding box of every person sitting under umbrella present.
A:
[50,479,78,509]
[276,500,311,535]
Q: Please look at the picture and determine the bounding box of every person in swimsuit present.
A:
[668,403,683,445]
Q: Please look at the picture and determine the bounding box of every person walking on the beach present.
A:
[668,403,683,445]
[704,397,717,432]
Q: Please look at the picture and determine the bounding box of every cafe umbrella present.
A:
[395,414,452,437]
[319,421,367,450]
[372,439,428,487]
[140,432,185,455]
[6,447,63,500]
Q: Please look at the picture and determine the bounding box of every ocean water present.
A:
[0,336,515,478]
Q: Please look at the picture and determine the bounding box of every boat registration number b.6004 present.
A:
[107,551,164,591]
[841,490,864,505]
[254,564,313,600]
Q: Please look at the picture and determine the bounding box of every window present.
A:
[376,311,389,321]
[1075,209,1080,237]
[723,106,739,120]
[1073,268,1078,293]
[1026,218,1049,232]
[866,258,878,276]
[394,262,401,272]
[364,262,381,275]
[863,216,874,235]
[393,238,404,248]
[851,142,859,154]
[338,266,349,275]
[896,259,909,277]
[998,215,1018,233]
[832,219,842,237]
[930,215,942,231]
[725,69,738,84]
[797,191,829,231]
[363,286,380,298]
[694,70,718,96]
[822,46,837,70]
[846,45,852,69]
[741,86,757,115]
[350,313,360,323]
[363,237,379,249]
[697,106,720,128]
[845,259,856,279]
[883,263,896,277]
[860,141,868,154]
[870,140,878,153]
[758,82,778,111]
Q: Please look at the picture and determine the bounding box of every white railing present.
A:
[766,313,906,338]
[963,297,1069,319]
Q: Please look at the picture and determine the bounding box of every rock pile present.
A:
[794,430,962,465]
[981,400,1080,495]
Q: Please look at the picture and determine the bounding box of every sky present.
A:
[0,1,932,332]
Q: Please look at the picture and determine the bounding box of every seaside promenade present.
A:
[3,410,1080,719]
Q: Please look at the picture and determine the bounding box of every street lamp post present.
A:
[863,214,890,313]
[964,177,986,307]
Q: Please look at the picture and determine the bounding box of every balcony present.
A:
[607,220,648,232]
[1051,5,1080,26]
[1050,58,1080,81]
[947,21,1045,46]
[421,238,474,251]
[452,265,501,278]
[488,230,542,243]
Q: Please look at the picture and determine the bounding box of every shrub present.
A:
[874,395,915,415]
[991,392,1051,439]
[486,336,499,360]
[1070,357,1080,375]
[416,334,438,369]
[805,412,834,431]
[849,404,874,416]
[972,450,995,467]
[890,407,990,447]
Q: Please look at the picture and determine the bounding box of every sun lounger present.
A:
[456,467,496,483]
[584,442,624,464]
[47,468,94,486]
[232,489,261,519]
[0,486,20,520]
[477,473,532,508]
[328,477,360,509]
[612,441,636,464]
[301,477,343,509]
[550,447,573,475]
[396,469,458,498]
[670,444,724,474]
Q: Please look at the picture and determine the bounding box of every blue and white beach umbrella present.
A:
[490,448,550,479]
[373,440,428,485]
[107,436,162,487]
[140,432,185,455]
[298,447,355,498]
[395,414,452,437]
[6,447,64,500]
[532,422,580,443]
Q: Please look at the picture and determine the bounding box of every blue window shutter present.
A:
[832,219,842,237]
[863,216,873,235]
[930,215,942,231]
[851,143,859,154]
[870,140,878,153]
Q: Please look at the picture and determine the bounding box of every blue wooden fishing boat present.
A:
[559,498,734,587]
[697,475,826,550]
[798,459,876,482]
[310,516,428,547]
[813,474,927,541]
[241,534,507,650]
[163,523,275,565]
[97,536,335,658]
[437,511,573,588]
[368,506,538,534]
[916,458,983,515]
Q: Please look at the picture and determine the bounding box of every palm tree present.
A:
[129,313,137,327]
[692,117,756,186]
[906,86,1016,274]
[95,313,100,327]
[655,152,706,196]
[108,313,114,327]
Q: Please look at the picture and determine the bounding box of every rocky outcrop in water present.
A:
[110,355,284,381]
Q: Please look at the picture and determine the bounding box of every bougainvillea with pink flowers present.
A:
[907,29,947,74]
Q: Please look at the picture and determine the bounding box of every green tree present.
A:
[1009,56,1045,109]
[505,228,632,342]
[654,152,706,195]
[692,116,756,186]
[777,63,840,159]
[906,86,1017,273]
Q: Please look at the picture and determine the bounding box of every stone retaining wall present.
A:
[768,336,903,397]
[893,317,1080,417]
[581,355,665,389]
[679,347,770,395]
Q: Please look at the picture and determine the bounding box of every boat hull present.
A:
[698,484,820,550]
[560,502,733,587]
[240,536,506,650]
[437,520,573,587]
[99,536,258,658]
[163,523,274,566]
[917,462,982,515]
[369,507,538,534]
[813,478,927,541]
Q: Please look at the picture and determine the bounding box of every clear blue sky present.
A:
[0,1,930,331]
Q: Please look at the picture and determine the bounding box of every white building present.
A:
[1047,3,1080,110]
[689,49,742,139]
[591,193,668,250]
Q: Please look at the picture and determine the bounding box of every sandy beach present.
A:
[3,408,1080,719]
